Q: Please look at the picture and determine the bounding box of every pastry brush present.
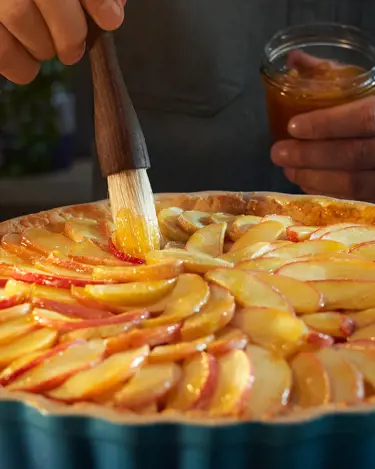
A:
[87,20,160,260]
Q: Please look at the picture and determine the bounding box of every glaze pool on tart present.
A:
[3,192,375,420]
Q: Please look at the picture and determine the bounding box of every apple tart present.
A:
[2,192,375,421]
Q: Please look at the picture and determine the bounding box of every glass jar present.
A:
[261,23,375,141]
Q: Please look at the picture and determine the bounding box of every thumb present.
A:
[82,0,126,31]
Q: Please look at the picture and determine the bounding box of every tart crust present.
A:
[1,190,375,426]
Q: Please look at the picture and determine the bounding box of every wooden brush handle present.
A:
[86,18,150,177]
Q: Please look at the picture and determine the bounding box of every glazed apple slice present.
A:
[254,272,323,314]
[310,223,361,240]
[264,240,347,260]
[230,221,285,251]
[290,352,331,408]
[206,268,293,313]
[149,335,214,363]
[48,345,149,402]
[233,307,307,355]
[0,303,32,322]
[84,278,177,306]
[69,239,126,266]
[7,339,106,392]
[105,324,181,355]
[206,327,248,355]
[276,258,375,281]
[141,274,209,328]
[208,349,252,417]
[1,233,42,262]
[348,323,375,342]
[92,260,183,283]
[286,226,318,242]
[245,345,291,419]
[46,251,94,274]
[237,257,294,273]
[177,210,210,234]
[22,227,75,255]
[350,241,375,261]
[166,352,217,411]
[64,219,107,244]
[315,347,364,404]
[114,362,181,409]
[158,207,190,242]
[209,212,235,227]
[348,308,375,328]
[311,280,375,310]
[185,223,226,257]
[303,312,355,338]
[33,260,96,281]
[321,225,375,247]
[32,308,148,332]
[229,215,263,240]
[219,242,273,264]
[146,249,232,274]
[62,319,137,343]
[32,298,113,320]
[4,280,76,305]
[0,328,58,368]
[0,316,39,346]
[0,292,27,311]
[0,247,23,265]
[262,214,296,230]
[181,285,235,341]
[336,342,375,388]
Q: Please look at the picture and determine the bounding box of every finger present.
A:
[271,138,375,171]
[284,168,375,201]
[34,0,87,65]
[287,50,325,71]
[0,25,40,84]
[81,0,125,31]
[288,96,375,140]
[0,0,55,61]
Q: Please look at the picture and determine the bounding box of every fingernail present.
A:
[288,115,309,138]
[99,0,124,28]
[271,141,290,165]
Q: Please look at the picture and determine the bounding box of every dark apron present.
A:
[91,0,373,200]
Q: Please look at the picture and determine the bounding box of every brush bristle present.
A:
[108,169,160,257]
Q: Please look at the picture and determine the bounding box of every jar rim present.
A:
[261,22,375,90]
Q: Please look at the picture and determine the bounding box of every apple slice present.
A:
[208,349,252,417]
[181,285,235,341]
[64,219,107,244]
[262,214,296,230]
[7,339,106,392]
[0,292,27,310]
[303,312,355,338]
[276,258,375,281]
[61,319,137,343]
[350,241,375,261]
[185,223,226,257]
[336,342,375,389]
[245,345,291,419]
[348,308,375,328]
[233,307,307,355]
[46,251,94,274]
[0,262,15,277]
[0,328,58,368]
[310,223,361,240]
[230,221,285,251]
[321,226,375,247]
[92,260,183,283]
[158,207,190,242]
[0,247,23,265]
[48,345,149,402]
[229,215,262,240]
[286,226,318,242]
[254,272,323,314]
[108,238,145,265]
[0,316,38,345]
[166,352,217,411]
[315,347,364,404]
[219,242,273,264]
[105,324,181,355]
[146,249,232,274]
[348,323,375,342]
[209,212,235,225]
[290,352,331,408]
[149,335,215,363]
[205,268,293,313]
[177,210,210,234]
[237,257,293,273]
[206,327,248,355]
[33,260,96,281]
[1,233,42,262]
[311,280,375,310]
[32,298,113,320]
[141,274,209,328]
[84,278,177,306]
[264,240,347,260]
[69,239,126,266]
[164,241,186,250]
[0,303,32,322]
[3,280,31,298]
[114,362,181,409]
[3,280,76,305]
[32,308,148,332]
[22,227,75,255]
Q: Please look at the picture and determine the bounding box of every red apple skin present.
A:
[71,286,128,314]
[0,278,8,287]
[32,298,114,320]
[0,293,26,310]
[109,239,145,265]
[0,340,84,387]
[192,354,218,411]
[47,252,94,274]
[33,309,149,332]
[306,332,335,348]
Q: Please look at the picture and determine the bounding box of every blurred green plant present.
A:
[0,59,71,177]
